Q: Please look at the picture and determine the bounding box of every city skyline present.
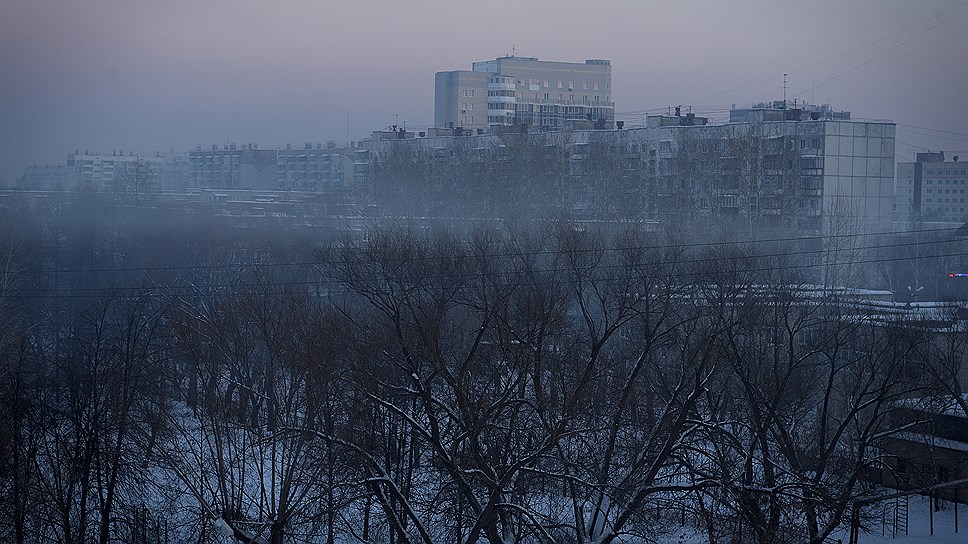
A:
[2,0,967,184]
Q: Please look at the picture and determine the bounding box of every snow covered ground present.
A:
[831,495,965,544]
[838,495,968,544]
[649,495,966,544]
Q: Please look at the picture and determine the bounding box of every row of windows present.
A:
[925,198,967,203]
[461,89,476,97]
[926,188,966,194]
[510,92,608,103]
[487,89,514,97]
[921,207,967,216]
[488,99,613,111]
[521,80,609,91]
[798,138,823,149]
[487,115,513,123]
[925,169,967,176]
[925,178,967,185]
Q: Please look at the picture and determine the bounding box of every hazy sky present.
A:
[2,0,968,184]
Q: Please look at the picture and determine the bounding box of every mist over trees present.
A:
[0,192,965,543]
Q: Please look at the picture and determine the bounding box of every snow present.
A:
[894,432,968,453]
[645,495,968,544]
[830,495,967,544]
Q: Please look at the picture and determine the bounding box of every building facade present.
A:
[896,151,968,224]
[67,152,167,192]
[435,56,614,132]
[368,101,895,238]
[434,71,489,134]
[189,142,354,193]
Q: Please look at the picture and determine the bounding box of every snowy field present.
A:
[647,495,966,544]
[846,495,965,544]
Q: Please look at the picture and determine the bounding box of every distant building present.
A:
[364,100,895,238]
[434,71,489,134]
[896,151,968,224]
[21,151,190,192]
[189,142,354,193]
[67,152,166,192]
[190,144,278,190]
[435,56,614,133]
[20,162,73,191]
[276,142,352,193]
[729,100,851,123]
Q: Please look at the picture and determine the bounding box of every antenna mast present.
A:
[783,73,788,109]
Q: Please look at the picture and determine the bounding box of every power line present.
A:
[10,247,967,301]
[794,2,968,97]
[11,225,965,277]
[9,234,966,299]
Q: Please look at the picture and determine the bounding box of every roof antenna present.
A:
[783,73,788,109]
[512,43,516,57]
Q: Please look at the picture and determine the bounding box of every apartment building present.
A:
[66,152,167,192]
[367,101,895,238]
[435,56,614,132]
[276,142,351,193]
[190,142,353,193]
[896,151,968,224]
[434,71,489,134]
[190,144,278,190]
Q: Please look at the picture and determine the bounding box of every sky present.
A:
[2,0,968,184]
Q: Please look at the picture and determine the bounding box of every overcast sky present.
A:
[2,0,967,184]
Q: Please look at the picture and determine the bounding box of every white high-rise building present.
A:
[435,56,614,133]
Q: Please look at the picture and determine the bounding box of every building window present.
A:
[569,81,574,89]
[544,80,549,87]
[594,82,600,91]
[582,82,588,90]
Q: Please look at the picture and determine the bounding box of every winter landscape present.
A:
[2,2,968,543]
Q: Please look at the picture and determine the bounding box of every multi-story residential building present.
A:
[435,56,614,132]
[21,151,191,192]
[434,71,489,134]
[190,144,278,190]
[189,142,354,193]
[66,152,167,192]
[20,162,74,191]
[366,101,895,238]
[276,142,351,193]
[896,151,968,224]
